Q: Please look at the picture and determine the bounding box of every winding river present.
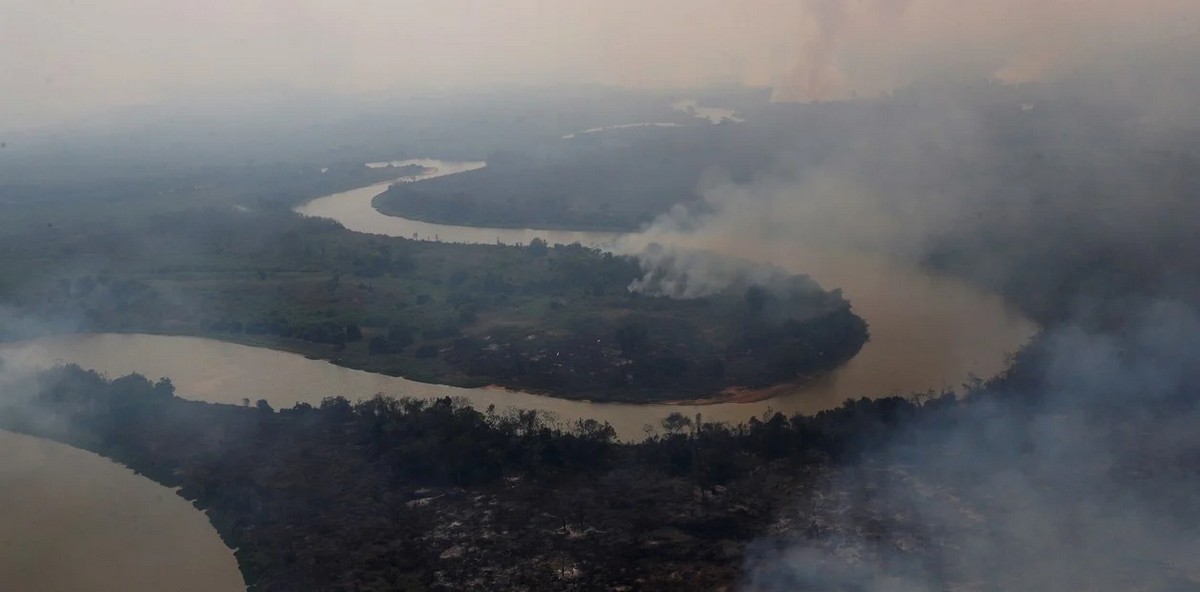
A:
[0,157,1036,590]
[5,159,1037,441]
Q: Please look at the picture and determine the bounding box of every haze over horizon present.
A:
[4,1,1200,590]
[4,0,1200,130]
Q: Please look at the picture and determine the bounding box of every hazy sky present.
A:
[3,0,1199,128]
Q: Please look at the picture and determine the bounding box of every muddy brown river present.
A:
[0,158,1036,590]
[0,431,245,591]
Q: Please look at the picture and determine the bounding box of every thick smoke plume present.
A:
[9,0,1200,129]
[631,47,1200,315]
[607,4,1200,587]
[628,243,824,300]
[775,0,1200,102]
[740,301,1200,590]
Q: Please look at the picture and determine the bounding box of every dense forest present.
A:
[368,84,1200,336]
[0,168,867,402]
[5,327,1197,591]
[372,123,772,231]
[5,82,1200,589]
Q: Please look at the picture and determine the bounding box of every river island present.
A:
[2,198,867,402]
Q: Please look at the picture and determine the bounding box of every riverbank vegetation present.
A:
[0,197,866,402]
[372,124,767,231]
[1,104,871,403]
[0,364,979,591]
[6,334,1197,591]
[364,85,1200,338]
[5,83,1200,590]
[4,364,857,590]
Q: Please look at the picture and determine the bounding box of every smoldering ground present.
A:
[738,300,1200,590]
[651,101,1200,592]
[3,3,1200,589]
[625,46,1200,324]
[602,12,1200,588]
[627,242,827,301]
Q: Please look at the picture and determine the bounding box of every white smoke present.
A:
[741,301,1200,589]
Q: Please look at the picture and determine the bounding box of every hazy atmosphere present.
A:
[3,1,1200,590]
[5,0,1200,128]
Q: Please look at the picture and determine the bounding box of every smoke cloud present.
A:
[6,0,1200,129]
[774,0,1200,101]
[740,300,1200,589]
[627,43,1200,315]
[5,1,1200,587]
[584,4,1200,586]
[628,242,826,300]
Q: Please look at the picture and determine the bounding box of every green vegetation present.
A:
[8,330,1197,591]
[0,146,866,403]
[0,202,865,401]
[0,364,929,590]
[5,84,1200,591]
[372,124,775,231]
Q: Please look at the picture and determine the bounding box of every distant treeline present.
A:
[373,124,779,231]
